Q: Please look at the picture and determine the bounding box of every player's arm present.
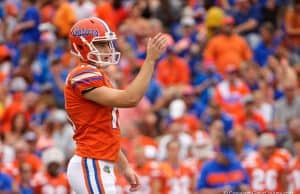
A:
[116,150,130,173]
[84,33,168,108]
[116,150,140,192]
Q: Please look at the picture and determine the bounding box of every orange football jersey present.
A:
[32,172,71,194]
[64,64,120,161]
[243,151,287,192]
[289,157,300,194]
[157,161,194,194]
[274,148,291,166]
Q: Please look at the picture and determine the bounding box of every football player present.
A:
[65,17,168,194]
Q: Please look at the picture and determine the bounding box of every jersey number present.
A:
[252,169,277,191]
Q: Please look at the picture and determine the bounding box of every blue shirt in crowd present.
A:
[254,37,281,67]
[0,172,12,193]
[196,159,249,192]
[20,6,40,44]
[230,5,262,35]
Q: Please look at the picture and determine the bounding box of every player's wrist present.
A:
[145,57,156,65]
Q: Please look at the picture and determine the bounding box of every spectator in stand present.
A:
[243,133,289,192]
[32,147,70,194]
[260,0,280,28]
[203,15,252,75]
[285,0,300,56]
[2,140,42,181]
[181,85,207,119]
[230,0,262,48]
[95,0,118,32]
[213,65,250,120]
[279,117,300,155]
[196,138,250,193]
[240,62,260,91]
[201,101,234,135]
[253,90,273,125]
[156,47,190,88]
[157,122,192,161]
[52,0,76,39]
[254,22,281,67]
[13,0,40,62]
[172,16,198,59]
[230,128,255,161]
[13,162,34,194]
[288,140,300,194]
[167,98,200,135]
[0,143,13,194]
[273,80,300,128]
[192,61,222,106]
[0,172,13,194]
[47,59,68,108]
[1,77,28,133]
[185,130,214,175]
[236,95,267,133]
[4,112,29,146]
[152,139,194,194]
[71,0,95,21]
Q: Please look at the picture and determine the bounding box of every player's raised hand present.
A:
[146,33,168,62]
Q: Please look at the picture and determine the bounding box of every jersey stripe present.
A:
[72,77,104,89]
[82,158,93,194]
[86,159,100,194]
[93,159,103,194]
[71,69,96,79]
[71,72,102,84]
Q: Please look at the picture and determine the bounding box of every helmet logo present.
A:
[72,28,99,37]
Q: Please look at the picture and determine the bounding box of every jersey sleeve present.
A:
[69,67,105,95]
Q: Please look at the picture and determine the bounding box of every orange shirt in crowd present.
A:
[175,114,200,135]
[32,172,71,194]
[214,80,250,120]
[156,56,190,87]
[1,92,28,133]
[289,157,300,194]
[274,148,291,166]
[40,4,55,23]
[285,8,300,47]
[121,135,158,163]
[236,112,267,132]
[53,1,76,38]
[243,151,287,192]
[154,161,194,194]
[204,34,252,75]
[95,2,117,32]
[2,153,42,179]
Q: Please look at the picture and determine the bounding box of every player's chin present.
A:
[129,185,141,192]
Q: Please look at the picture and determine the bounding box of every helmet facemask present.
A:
[75,31,121,68]
[88,40,121,68]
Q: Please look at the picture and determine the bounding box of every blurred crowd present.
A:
[0,0,300,193]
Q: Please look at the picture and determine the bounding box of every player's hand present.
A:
[123,167,141,192]
[145,33,168,62]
